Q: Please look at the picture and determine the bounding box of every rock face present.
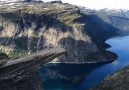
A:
[90,65,129,90]
[0,47,66,90]
[1,72,44,90]
[0,1,129,90]
[0,2,119,63]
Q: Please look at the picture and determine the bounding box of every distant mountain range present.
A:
[80,7,129,34]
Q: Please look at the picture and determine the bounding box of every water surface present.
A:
[39,36,129,90]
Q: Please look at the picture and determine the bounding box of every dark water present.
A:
[39,36,129,90]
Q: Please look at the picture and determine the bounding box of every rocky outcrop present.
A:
[0,47,66,90]
[0,72,44,90]
[90,65,129,90]
[0,2,118,63]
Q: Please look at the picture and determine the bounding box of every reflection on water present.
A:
[39,62,112,90]
[39,36,129,90]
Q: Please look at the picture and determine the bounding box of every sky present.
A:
[61,0,129,10]
[0,0,129,10]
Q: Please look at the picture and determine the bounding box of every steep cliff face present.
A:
[90,65,129,90]
[0,2,117,63]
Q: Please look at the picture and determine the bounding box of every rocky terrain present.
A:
[0,1,120,63]
[90,65,129,90]
[0,48,66,90]
[0,1,129,90]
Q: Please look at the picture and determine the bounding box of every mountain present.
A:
[80,8,129,35]
[0,1,129,90]
[0,1,119,64]
[79,7,129,90]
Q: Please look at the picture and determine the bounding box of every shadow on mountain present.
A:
[58,36,117,63]
[78,13,126,50]
[71,12,123,48]
[84,14,120,41]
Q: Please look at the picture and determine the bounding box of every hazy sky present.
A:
[61,0,129,10]
[0,0,129,10]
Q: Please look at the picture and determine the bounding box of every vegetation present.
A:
[8,49,28,58]
[57,12,81,26]
[0,2,82,26]
[32,32,39,37]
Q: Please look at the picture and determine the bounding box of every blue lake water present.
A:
[39,36,129,90]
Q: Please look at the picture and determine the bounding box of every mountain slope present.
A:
[0,2,119,63]
[81,8,129,35]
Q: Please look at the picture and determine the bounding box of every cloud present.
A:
[62,0,129,10]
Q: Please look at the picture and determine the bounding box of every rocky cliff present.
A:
[90,65,129,90]
[0,48,66,90]
[1,1,129,90]
[0,2,119,63]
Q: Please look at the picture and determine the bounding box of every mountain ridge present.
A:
[0,2,119,63]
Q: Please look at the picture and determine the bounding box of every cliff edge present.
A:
[0,2,118,63]
[0,47,66,90]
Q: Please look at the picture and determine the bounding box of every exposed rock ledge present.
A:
[0,47,66,90]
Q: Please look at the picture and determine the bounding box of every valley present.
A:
[0,1,129,90]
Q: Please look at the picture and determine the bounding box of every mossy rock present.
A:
[0,52,9,60]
